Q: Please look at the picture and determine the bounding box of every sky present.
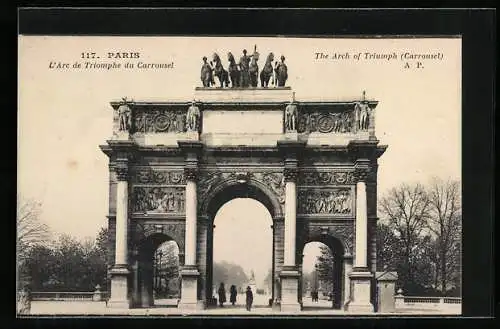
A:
[18,36,461,281]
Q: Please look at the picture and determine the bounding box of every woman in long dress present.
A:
[218,282,226,307]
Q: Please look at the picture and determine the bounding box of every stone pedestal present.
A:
[346,270,374,313]
[280,267,301,312]
[114,131,131,141]
[178,266,201,311]
[284,131,298,141]
[107,266,131,308]
[184,131,200,141]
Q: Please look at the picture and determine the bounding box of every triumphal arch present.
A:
[100,51,386,313]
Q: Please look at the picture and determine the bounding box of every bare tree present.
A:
[17,198,50,261]
[426,177,462,295]
[17,197,51,289]
[379,183,431,291]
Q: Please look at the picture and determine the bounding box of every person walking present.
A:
[218,282,226,307]
[230,285,237,306]
[245,286,254,311]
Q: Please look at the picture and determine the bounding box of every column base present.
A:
[345,270,374,313]
[107,266,131,309]
[178,265,200,311]
[280,267,301,312]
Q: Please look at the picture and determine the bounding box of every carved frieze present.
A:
[297,103,373,134]
[132,187,185,213]
[133,109,187,133]
[298,111,354,134]
[298,188,353,215]
[298,171,355,186]
[132,168,185,185]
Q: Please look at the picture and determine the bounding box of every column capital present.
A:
[354,159,370,182]
[114,161,129,181]
[184,167,198,181]
[284,167,299,182]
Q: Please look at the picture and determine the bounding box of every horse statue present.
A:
[260,52,275,88]
[227,52,240,88]
[200,56,214,87]
[211,53,230,88]
[275,55,288,87]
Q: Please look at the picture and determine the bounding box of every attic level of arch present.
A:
[110,97,379,145]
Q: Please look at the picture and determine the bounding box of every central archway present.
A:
[201,179,283,309]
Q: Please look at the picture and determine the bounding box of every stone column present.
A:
[179,167,201,311]
[177,140,203,311]
[279,167,301,312]
[346,160,374,313]
[108,161,132,308]
[272,218,284,309]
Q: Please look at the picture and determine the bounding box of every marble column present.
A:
[108,161,131,308]
[179,167,201,311]
[346,161,374,313]
[280,167,301,312]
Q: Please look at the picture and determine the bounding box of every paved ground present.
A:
[25,296,460,317]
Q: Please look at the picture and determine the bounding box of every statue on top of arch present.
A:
[199,45,289,88]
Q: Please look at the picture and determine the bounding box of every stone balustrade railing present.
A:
[30,290,109,302]
[394,293,461,312]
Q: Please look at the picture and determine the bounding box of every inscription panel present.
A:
[203,110,283,134]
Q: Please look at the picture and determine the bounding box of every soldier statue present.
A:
[285,93,298,132]
[117,97,132,132]
[275,55,288,87]
[186,100,201,132]
[201,56,214,87]
[239,49,252,88]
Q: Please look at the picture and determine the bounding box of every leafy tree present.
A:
[376,222,402,272]
[315,245,334,292]
[154,241,180,297]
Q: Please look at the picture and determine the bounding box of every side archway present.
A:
[131,233,181,308]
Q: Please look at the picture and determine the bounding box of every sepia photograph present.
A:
[17,34,462,317]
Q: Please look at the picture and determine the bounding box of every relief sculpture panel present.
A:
[298,188,353,215]
[297,102,373,134]
[133,108,187,133]
[132,187,185,213]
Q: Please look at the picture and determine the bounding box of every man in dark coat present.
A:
[230,285,238,306]
[245,286,254,311]
[218,283,226,307]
